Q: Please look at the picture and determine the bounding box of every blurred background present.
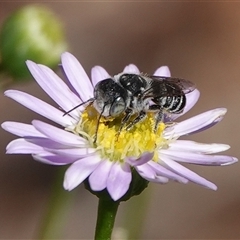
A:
[1,1,240,239]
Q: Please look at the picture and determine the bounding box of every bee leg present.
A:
[154,108,164,132]
[93,105,105,144]
[148,105,163,132]
[116,108,133,140]
[126,110,146,131]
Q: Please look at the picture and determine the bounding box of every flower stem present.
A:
[95,198,120,240]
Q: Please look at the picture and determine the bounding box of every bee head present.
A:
[93,78,128,117]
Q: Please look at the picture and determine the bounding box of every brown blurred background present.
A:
[1,2,240,239]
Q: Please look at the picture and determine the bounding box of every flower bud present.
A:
[0,5,67,79]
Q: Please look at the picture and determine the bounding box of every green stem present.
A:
[38,167,75,239]
[95,198,120,240]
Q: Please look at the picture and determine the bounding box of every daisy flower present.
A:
[2,52,237,201]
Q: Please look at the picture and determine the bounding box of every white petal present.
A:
[64,155,101,191]
[91,66,110,87]
[61,52,93,101]
[107,162,132,201]
[5,90,75,127]
[89,160,113,191]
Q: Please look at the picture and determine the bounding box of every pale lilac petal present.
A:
[123,64,140,74]
[148,161,188,183]
[64,155,101,191]
[153,66,171,77]
[126,152,153,166]
[6,139,44,154]
[7,139,80,165]
[48,147,97,158]
[139,174,169,183]
[107,162,131,201]
[61,52,93,101]
[91,66,111,87]
[165,108,227,138]
[154,176,170,183]
[89,160,113,191]
[161,156,217,190]
[5,90,75,127]
[32,120,87,147]
[1,122,45,138]
[220,158,239,166]
[135,164,169,183]
[33,153,78,165]
[135,163,156,179]
[169,140,230,154]
[27,61,81,119]
[26,137,70,149]
[160,150,237,166]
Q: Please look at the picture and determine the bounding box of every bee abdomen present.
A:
[161,95,186,113]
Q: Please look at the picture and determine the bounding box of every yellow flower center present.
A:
[74,105,168,162]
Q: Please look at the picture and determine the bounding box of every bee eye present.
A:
[110,97,125,116]
[120,74,128,79]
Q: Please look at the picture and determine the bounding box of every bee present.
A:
[64,73,195,141]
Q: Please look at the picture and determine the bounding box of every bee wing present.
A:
[149,76,196,94]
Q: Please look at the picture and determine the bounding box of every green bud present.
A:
[0,5,67,79]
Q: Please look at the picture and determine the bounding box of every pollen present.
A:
[75,105,167,162]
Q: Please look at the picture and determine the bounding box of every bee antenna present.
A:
[63,98,95,116]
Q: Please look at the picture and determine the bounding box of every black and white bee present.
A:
[64,73,195,141]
